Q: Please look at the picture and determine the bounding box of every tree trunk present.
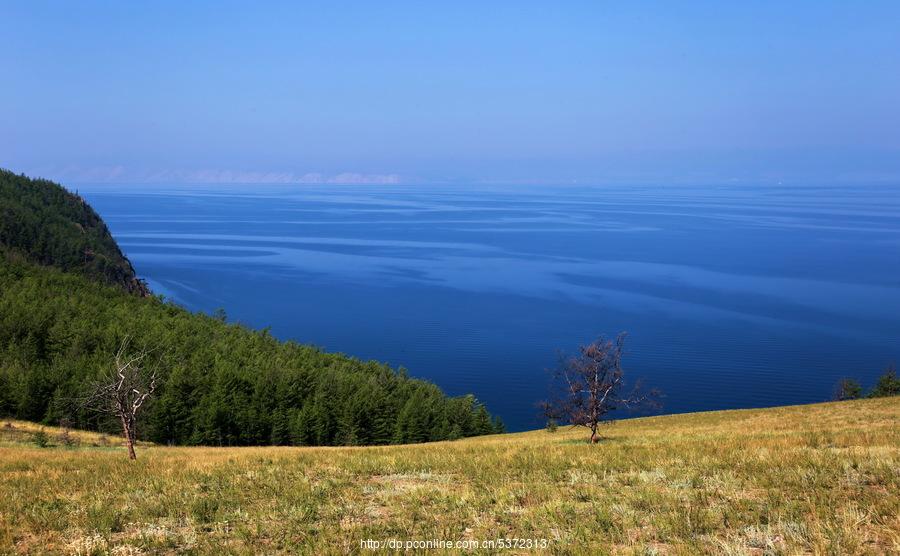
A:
[590,426,599,444]
[125,435,137,460]
[120,415,137,460]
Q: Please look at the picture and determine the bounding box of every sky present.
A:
[2,1,899,185]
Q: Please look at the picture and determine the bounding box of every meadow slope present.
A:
[1,398,898,555]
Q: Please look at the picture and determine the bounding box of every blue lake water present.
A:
[79,183,900,431]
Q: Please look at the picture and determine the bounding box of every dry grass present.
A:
[1,398,897,554]
[0,420,149,450]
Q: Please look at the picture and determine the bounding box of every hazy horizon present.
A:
[3,1,900,186]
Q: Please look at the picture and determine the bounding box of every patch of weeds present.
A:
[58,428,77,448]
[32,429,50,448]
[190,496,219,526]
[595,507,621,536]
[27,497,70,531]
[87,503,125,533]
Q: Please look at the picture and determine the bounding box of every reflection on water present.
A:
[80,183,900,431]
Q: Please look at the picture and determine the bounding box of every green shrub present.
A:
[869,366,900,398]
[32,429,49,448]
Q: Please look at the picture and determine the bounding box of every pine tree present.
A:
[369,389,396,445]
[270,409,290,445]
[474,404,493,435]
[394,395,427,444]
[291,405,315,446]
[869,365,900,398]
[491,415,506,434]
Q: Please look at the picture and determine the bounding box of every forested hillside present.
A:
[0,169,147,294]
[0,171,502,445]
[0,257,502,445]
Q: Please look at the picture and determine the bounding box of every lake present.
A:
[79,183,900,431]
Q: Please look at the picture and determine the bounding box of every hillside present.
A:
[1,398,897,554]
[0,169,147,295]
[0,253,501,448]
[0,171,501,446]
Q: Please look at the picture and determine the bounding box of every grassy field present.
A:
[0,398,897,555]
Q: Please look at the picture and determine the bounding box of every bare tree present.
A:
[832,377,862,401]
[80,337,160,459]
[542,333,659,443]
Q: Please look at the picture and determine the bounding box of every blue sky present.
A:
[2,1,899,185]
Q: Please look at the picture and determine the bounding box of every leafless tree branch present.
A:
[542,332,660,443]
[77,335,163,459]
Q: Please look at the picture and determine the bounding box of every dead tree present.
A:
[81,337,159,459]
[542,333,659,443]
